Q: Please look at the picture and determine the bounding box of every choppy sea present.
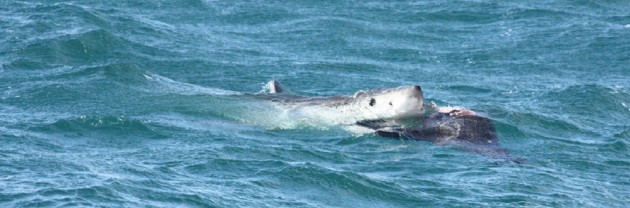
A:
[1,1,629,207]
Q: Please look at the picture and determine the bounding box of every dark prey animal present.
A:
[358,110,524,164]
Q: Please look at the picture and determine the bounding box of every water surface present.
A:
[1,1,629,207]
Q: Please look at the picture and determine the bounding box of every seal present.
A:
[358,109,524,164]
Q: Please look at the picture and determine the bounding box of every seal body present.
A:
[360,110,523,163]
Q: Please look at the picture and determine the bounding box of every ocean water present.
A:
[1,0,629,207]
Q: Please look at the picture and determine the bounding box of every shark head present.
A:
[259,80,426,126]
[352,85,425,120]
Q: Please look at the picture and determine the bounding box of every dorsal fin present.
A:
[268,80,284,94]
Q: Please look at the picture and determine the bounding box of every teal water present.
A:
[1,1,629,207]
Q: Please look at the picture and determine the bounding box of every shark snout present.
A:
[406,85,424,100]
[379,85,424,117]
[413,85,421,92]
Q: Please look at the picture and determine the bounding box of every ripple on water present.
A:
[1,0,629,207]
[267,162,428,207]
[536,84,630,137]
[13,29,164,67]
[30,115,166,140]
[21,186,122,207]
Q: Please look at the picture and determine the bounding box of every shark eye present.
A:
[389,102,393,106]
[369,98,376,106]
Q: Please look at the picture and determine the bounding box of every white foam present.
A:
[343,125,375,135]
[259,80,274,94]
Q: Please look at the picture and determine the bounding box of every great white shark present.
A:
[256,80,427,126]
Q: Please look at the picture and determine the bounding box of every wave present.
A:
[2,178,217,207]
[31,115,165,140]
[182,159,422,207]
[3,62,239,114]
[537,84,629,133]
[271,162,421,207]
[9,29,164,69]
